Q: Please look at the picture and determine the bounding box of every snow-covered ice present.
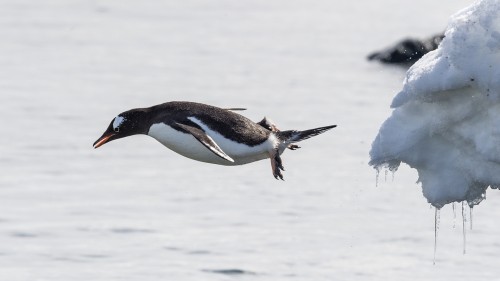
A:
[370,0,500,208]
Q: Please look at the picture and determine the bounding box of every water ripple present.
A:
[202,269,257,276]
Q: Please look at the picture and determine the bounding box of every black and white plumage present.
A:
[93,101,336,180]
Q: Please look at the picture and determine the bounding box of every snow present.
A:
[370,0,500,208]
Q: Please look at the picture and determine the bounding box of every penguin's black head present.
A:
[93,109,149,148]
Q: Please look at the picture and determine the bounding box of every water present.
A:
[2,0,500,280]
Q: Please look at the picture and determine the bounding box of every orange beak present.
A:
[93,133,115,149]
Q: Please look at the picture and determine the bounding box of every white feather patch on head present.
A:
[113,116,125,130]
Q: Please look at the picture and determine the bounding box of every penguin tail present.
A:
[275,125,336,144]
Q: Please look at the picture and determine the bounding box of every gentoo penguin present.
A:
[93,101,336,180]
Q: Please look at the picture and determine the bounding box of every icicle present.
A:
[452,203,456,229]
[433,207,440,265]
[470,207,473,230]
[375,169,379,187]
[462,202,467,254]
[384,169,388,182]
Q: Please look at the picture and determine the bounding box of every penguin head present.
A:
[93,109,148,148]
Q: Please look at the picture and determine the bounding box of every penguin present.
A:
[93,101,336,180]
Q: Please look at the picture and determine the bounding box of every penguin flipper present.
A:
[174,122,234,163]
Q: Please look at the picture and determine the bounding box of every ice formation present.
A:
[370,0,500,208]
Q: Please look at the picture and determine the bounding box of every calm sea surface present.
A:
[2,0,498,280]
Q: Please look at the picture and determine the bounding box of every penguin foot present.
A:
[270,150,285,180]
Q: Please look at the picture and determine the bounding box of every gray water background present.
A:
[2,0,499,280]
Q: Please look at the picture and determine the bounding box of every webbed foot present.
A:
[270,149,285,180]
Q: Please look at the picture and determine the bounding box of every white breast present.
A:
[147,121,276,166]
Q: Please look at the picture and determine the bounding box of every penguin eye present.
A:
[114,127,120,133]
